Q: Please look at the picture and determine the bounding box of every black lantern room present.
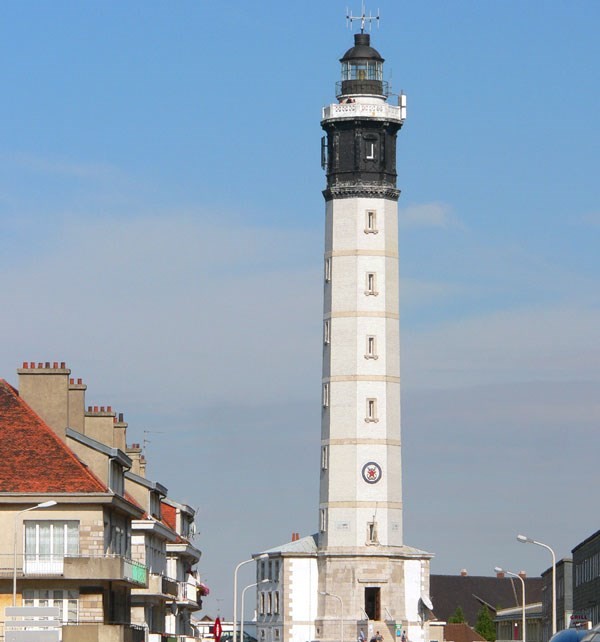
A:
[337,33,388,98]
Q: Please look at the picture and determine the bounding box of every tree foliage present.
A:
[474,605,496,642]
[448,606,466,624]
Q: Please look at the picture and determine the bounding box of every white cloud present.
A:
[403,304,600,391]
[6,152,119,179]
[399,202,460,228]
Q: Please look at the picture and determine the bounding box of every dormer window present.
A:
[109,459,124,496]
[150,491,161,519]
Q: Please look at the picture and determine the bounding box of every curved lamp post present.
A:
[496,567,526,642]
[233,554,268,642]
[320,590,344,642]
[241,579,269,642]
[13,500,57,606]
[517,534,556,636]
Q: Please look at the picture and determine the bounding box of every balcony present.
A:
[322,100,404,124]
[0,554,147,587]
[132,573,179,598]
[177,580,201,606]
[62,622,146,642]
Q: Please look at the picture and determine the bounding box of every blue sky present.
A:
[1,0,599,620]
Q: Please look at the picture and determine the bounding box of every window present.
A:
[109,459,124,495]
[365,210,378,234]
[260,629,266,640]
[273,591,280,615]
[365,398,379,423]
[365,335,378,360]
[149,491,161,519]
[366,141,375,160]
[107,512,130,557]
[320,508,327,533]
[365,272,378,296]
[23,589,79,624]
[367,521,378,544]
[323,383,329,408]
[324,320,330,345]
[275,629,281,639]
[325,257,332,282]
[267,591,272,615]
[274,560,280,581]
[259,592,266,615]
[321,445,329,470]
[25,521,79,573]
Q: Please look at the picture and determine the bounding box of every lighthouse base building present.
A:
[254,25,433,642]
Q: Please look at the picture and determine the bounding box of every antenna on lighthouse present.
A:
[346,3,380,33]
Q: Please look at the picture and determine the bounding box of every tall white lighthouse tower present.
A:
[316,19,432,642]
[253,18,432,642]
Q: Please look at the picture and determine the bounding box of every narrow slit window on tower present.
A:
[320,508,328,533]
[323,383,329,408]
[366,141,375,160]
[365,272,378,296]
[365,335,378,360]
[367,521,379,544]
[324,320,330,345]
[365,398,379,423]
[321,445,329,470]
[325,257,332,282]
[365,210,378,234]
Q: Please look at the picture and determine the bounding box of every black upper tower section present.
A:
[321,32,403,201]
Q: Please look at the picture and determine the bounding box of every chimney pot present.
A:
[460,569,468,576]
[100,406,105,412]
[45,362,50,368]
[38,363,43,368]
[107,406,112,413]
[119,413,124,422]
[22,362,28,368]
[77,378,82,384]
[70,378,74,384]
[88,406,92,412]
[93,406,98,412]
[53,362,58,368]
[60,362,65,369]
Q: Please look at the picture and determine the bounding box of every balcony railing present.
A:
[0,554,147,587]
[62,622,146,642]
[177,580,201,605]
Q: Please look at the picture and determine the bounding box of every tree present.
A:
[448,606,466,624]
[474,605,496,642]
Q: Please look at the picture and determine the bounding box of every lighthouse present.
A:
[253,19,432,642]
[316,21,432,642]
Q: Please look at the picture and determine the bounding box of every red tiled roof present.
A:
[0,380,107,493]
[162,502,177,531]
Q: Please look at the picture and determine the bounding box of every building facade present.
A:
[256,23,431,642]
[0,361,204,642]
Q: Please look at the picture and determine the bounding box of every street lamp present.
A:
[517,534,557,636]
[320,591,344,642]
[233,554,268,642]
[241,579,269,642]
[13,500,57,606]
[496,567,526,642]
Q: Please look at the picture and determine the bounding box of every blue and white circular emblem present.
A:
[362,461,382,484]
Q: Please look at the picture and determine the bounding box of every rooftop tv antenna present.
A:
[143,429,165,453]
[346,2,380,33]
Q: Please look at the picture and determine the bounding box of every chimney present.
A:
[496,571,505,579]
[126,443,143,475]
[68,376,87,433]
[18,361,71,441]
[518,571,527,579]
[460,569,468,577]
[113,412,127,451]
[84,405,117,447]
